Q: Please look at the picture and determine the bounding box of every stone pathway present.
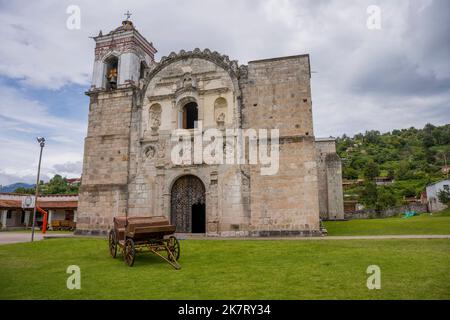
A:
[1,232,449,245]
[0,232,74,245]
[179,234,450,241]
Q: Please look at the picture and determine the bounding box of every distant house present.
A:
[374,177,394,186]
[425,180,450,212]
[342,179,364,190]
[66,178,81,186]
[0,193,78,230]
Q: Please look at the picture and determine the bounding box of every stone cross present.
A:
[124,10,132,21]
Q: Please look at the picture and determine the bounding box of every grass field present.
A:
[0,237,449,300]
[324,210,450,236]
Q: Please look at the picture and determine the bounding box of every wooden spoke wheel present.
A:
[124,238,136,267]
[108,230,117,258]
[167,236,180,261]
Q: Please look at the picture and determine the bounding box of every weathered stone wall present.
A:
[78,28,330,236]
[240,55,321,236]
[76,89,136,235]
[346,203,428,220]
[124,51,248,236]
[315,139,344,220]
[241,55,313,137]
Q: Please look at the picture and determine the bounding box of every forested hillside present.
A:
[336,123,450,209]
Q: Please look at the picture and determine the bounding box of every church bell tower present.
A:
[76,16,157,235]
[90,16,157,90]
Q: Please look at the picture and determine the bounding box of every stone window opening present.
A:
[139,61,148,80]
[104,55,119,90]
[182,102,198,129]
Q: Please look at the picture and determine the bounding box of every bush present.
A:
[437,189,450,207]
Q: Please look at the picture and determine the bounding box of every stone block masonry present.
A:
[76,20,344,236]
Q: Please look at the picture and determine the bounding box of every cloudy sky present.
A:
[0,0,449,185]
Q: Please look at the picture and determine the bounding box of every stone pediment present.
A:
[145,48,248,86]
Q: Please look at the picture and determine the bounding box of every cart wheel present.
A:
[168,236,180,261]
[124,238,135,267]
[108,230,117,258]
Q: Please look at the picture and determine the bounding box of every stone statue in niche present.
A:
[214,97,227,128]
[155,139,166,169]
[216,112,226,127]
[144,146,156,159]
[149,104,162,134]
[157,140,166,159]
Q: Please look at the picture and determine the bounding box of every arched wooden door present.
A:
[171,175,206,233]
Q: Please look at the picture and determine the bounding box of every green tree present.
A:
[15,187,35,194]
[41,175,79,195]
[396,161,412,180]
[364,130,381,144]
[401,185,417,198]
[377,186,397,210]
[343,167,359,180]
[363,160,380,181]
[387,168,395,180]
[361,183,378,208]
[437,189,450,207]
[422,134,435,149]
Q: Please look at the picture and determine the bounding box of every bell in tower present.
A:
[105,56,118,90]
[89,13,157,91]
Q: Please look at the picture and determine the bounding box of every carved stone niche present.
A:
[144,145,156,159]
[177,72,197,92]
[155,139,167,169]
[149,103,162,135]
[214,97,227,128]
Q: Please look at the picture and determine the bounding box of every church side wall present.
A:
[315,140,345,220]
[241,55,321,236]
[326,155,345,220]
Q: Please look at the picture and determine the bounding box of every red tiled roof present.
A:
[0,200,21,208]
[37,201,78,209]
[0,192,78,197]
[0,200,78,209]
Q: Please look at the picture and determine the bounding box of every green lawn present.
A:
[0,238,449,300]
[324,211,450,236]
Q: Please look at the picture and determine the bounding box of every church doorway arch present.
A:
[170,175,206,233]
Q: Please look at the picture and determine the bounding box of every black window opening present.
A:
[139,61,147,80]
[183,102,198,129]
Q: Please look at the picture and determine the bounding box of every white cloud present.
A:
[0,0,449,184]
[0,84,86,185]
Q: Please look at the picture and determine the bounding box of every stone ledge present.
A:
[249,230,323,238]
[73,229,323,238]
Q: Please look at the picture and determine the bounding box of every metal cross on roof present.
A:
[124,10,132,20]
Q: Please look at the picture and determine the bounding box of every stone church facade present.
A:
[76,19,344,237]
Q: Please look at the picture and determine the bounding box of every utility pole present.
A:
[31,137,45,242]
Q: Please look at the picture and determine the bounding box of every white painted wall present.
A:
[426,180,450,212]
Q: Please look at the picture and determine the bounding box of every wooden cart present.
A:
[108,216,181,270]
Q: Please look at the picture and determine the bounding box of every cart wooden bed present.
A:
[108,216,181,270]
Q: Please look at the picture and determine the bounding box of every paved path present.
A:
[1,232,449,245]
[178,234,450,241]
[0,232,44,245]
[0,232,74,245]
